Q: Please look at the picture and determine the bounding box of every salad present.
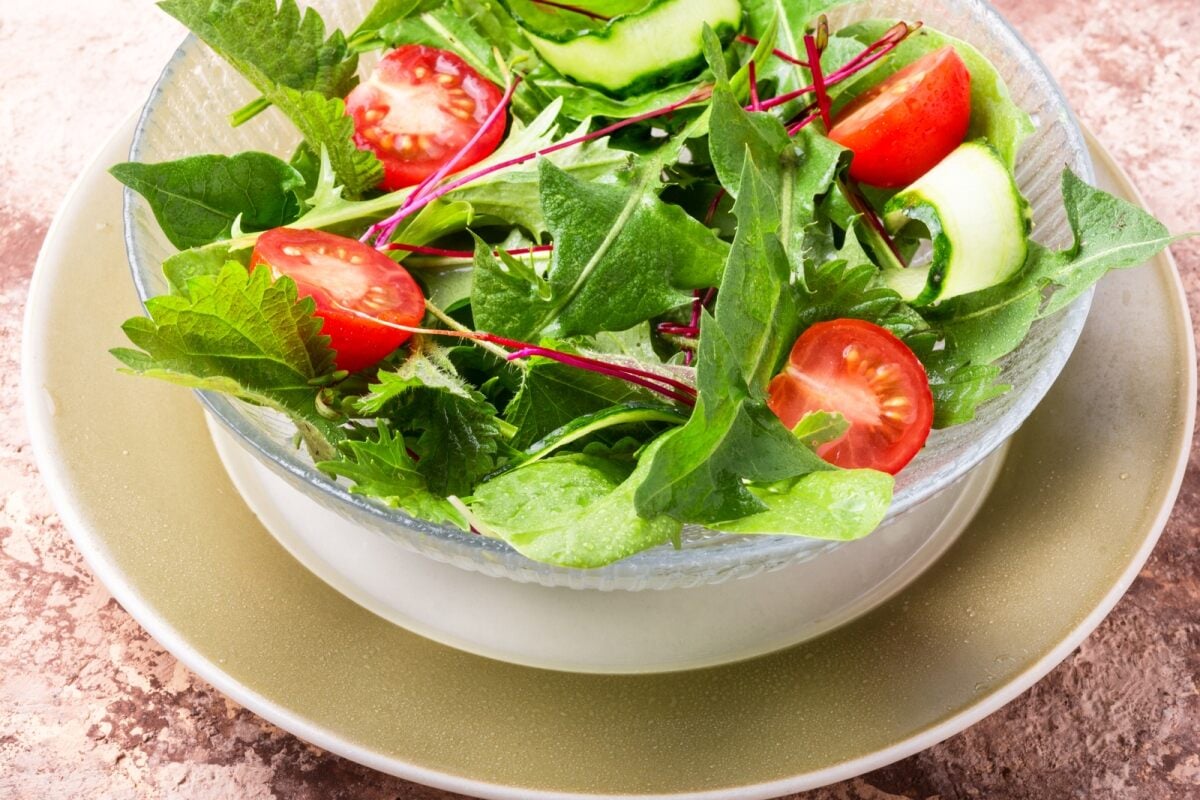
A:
[112,0,1185,569]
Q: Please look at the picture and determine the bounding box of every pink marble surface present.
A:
[1,1,1197,798]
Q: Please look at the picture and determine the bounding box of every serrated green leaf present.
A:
[319,423,468,528]
[355,335,473,415]
[159,0,359,120]
[110,153,304,249]
[407,388,504,495]
[270,88,383,197]
[112,262,341,448]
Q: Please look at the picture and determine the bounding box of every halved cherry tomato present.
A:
[767,319,933,474]
[250,228,424,373]
[827,46,971,188]
[345,44,507,191]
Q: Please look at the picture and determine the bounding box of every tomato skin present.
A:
[827,46,971,188]
[346,44,507,191]
[249,228,425,373]
[767,319,933,474]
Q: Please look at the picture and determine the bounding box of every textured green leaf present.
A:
[318,423,468,527]
[354,336,473,415]
[270,88,383,197]
[110,153,304,249]
[158,0,380,194]
[159,0,360,119]
[407,389,504,495]
[112,262,340,447]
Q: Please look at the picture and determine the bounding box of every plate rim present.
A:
[21,118,1196,800]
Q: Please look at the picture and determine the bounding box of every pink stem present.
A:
[748,61,761,112]
[387,242,554,258]
[368,86,713,236]
[803,33,832,129]
[753,22,918,113]
[363,77,521,248]
[481,332,697,397]
[736,35,809,68]
[504,346,695,406]
[529,0,609,20]
[704,189,726,226]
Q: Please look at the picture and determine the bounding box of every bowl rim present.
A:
[121,0,1097,584]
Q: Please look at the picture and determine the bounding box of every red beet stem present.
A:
[803,31,832,129]
[387,243,554,259]
[529,0,609,20]
[754,21,919,113]
[736,35,810,68]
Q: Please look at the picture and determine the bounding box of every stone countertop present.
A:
[1,0,1196,797]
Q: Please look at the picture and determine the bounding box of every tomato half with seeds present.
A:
[250,228,424,373]
[345,44,507,191]
[767,319,933,474]
[827,46,971,188]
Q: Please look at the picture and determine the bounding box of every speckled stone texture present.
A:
[1,0,1197,797]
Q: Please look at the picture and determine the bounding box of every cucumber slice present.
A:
[503,0,743,96]
[881,141,1031,306]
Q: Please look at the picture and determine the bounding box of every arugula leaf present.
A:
[469,439,681,569]
[928,169,1185,366]
[111,153,304,250]
[112,262,342,453]
[635,160,830,524]
[831,22,1033,168]
[159,0,359,123]
[706,72,846,274]
[472,159,727,339]
[504,357,649,449]
[713,468,892,538]
[159,0,381,194]
[318,423,468,528]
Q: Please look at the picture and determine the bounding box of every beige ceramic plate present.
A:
[23,118,1194,799]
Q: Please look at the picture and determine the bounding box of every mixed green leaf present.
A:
[111,0,1190,569]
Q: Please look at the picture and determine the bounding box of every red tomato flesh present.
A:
[346,44,507,191]
[827,46,971,188]
[250,228,425,373]
[767,319,933,474]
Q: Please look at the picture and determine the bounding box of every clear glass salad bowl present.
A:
[123,0,1094,590]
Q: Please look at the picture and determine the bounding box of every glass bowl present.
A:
[122,0,1093,590]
